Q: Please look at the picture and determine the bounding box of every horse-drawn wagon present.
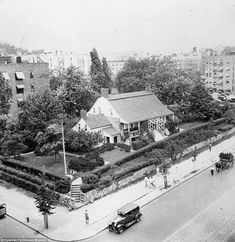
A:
[215,152,234,172]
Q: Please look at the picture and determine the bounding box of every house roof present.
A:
[85,114,111,130]
[107,91,173,123]
[103,127,120,136]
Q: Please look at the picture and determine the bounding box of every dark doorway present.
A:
[114,136,118,143]
[106,137,110,143]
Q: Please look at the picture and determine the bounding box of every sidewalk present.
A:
[1,135,235,241]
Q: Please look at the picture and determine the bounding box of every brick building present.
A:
[0,61,50,120]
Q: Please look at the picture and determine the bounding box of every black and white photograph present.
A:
[1,0,235,241]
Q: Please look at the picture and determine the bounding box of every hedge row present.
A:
[93,143,115,153]
[0,164,55,189]
[0,171,61,201]
[114,118,226,166]
[0,158,66,182]
[115,143,131,152]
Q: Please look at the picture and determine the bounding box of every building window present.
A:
[15,72,25,80]
[31,84,35,92]
[98,107,101,114]
[110,109,113,115]
[30,72,34,78]
[226,80,230,84]
[16,84,24,94]
[78,124,81,131]
[84,125,87,131]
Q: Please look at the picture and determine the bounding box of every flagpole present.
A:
[61,122,67,176]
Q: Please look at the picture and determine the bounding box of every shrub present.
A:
[97,175,112,187]
[91,164,112,177]
[82,173,99,184]
[68,154,104,172]
[115,143,131,152]
[80,183,95,193]
[55,180,71,194]
[93,143,115,153]
[132,140,148,150]
[217,124,233,132]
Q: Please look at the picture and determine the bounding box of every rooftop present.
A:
[85,114,111,130]
[107,91,173,123]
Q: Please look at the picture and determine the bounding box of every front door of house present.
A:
[106,137,110,143]
[114,136,117,143]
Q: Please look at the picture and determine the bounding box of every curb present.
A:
[6,162,215,242]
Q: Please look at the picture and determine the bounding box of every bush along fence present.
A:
[71,118,235,203]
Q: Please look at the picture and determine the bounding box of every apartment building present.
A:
[0,60,50,120]
[22,51,91,75]
[171,47,202,73]
[203,48,235,94]
[107,60,126,78]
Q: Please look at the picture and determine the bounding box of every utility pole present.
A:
[61,122,67,176]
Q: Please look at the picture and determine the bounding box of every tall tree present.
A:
[115,57,195,105]
[57,67,96,117]
[18,89,63,150]
[0,74,12,115]
[102,57,112,88]
[89,48,106,92]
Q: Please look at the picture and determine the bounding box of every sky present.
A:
[0,0,235,55]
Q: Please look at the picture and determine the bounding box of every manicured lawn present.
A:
[21,153,77,177]
[178,121,206,130]
[100,148,131,164]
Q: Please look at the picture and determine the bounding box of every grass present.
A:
[178,121,206,130]
[100,148,131,164]
[21,153,76,177]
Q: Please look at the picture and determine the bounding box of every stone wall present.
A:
[84,165,156,202]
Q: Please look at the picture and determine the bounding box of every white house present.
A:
[73,88,174,145]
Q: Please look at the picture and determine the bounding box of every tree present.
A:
[57,67,96,117]
[4,135,27,158]
[90,48,109,92]
[0,74,12,115]
[102,57,112,88]
[65,130,103,153]
[164,139,186,164]
[17,89,63,150]
[35,126,62,161]
[188,83,218,120]
[34,183,55,229]
[115,57,194,105]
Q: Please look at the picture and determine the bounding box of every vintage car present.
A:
[0,203,6,219]
[108,203,142,234]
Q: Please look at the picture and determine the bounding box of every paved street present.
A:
[0,216,46,240]
[86,160,235,242]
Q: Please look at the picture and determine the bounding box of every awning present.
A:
[103,127,120,137]
[16,84,25,89]
[15,72,25,80]
[2,72,10,80]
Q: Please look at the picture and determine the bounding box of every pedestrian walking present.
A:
[209,142,212,152]
[144,176,148,187]
[85,210,89,225]
[210,167,214,176]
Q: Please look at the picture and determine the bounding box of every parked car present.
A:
[0,203,6,219]
[108,203,142,234]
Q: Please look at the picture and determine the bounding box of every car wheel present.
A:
[118,227,124,234]
[136,216,141,222]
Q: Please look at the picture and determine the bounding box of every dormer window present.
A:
[30,72,34,78]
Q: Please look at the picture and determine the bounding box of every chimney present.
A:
[80,110,87,120]
[101,88,109,98]
[145,83,152,92]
